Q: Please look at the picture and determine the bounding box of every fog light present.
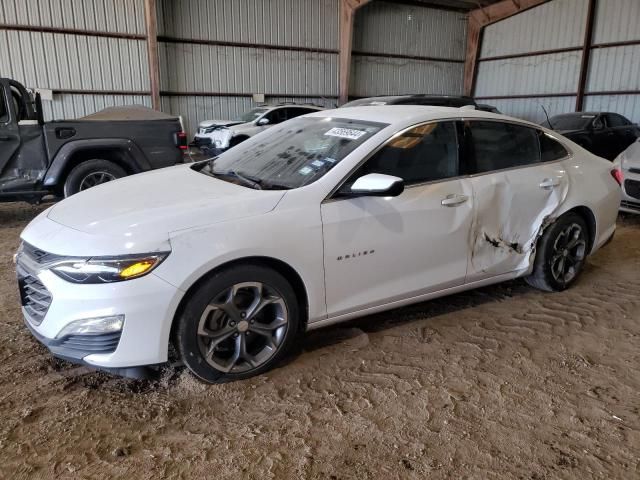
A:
[56,315,124,338]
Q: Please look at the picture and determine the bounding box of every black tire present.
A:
[525,212,589,292]
[63,159,126,197]
[175,264,301,383]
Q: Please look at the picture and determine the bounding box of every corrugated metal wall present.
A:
[475,0,640,124]
[157,0,339,135]
[475,0,587,121]
[350,1,467,97]
[585,0,640,121]
[0,0,151,120]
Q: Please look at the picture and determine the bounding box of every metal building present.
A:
[473,0,640,123]
[1,0,639,132]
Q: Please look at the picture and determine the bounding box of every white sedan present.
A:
[17,106,620,383]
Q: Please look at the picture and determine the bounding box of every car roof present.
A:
[552,112,603,117]
[262,104,324,110]
[306,105,539,129]
[343,94,475,106]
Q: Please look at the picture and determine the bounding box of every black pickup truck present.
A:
[0,78,187,203]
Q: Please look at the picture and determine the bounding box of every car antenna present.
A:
[540,103,554,129]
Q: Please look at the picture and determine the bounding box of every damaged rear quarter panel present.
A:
[468,162,569,278]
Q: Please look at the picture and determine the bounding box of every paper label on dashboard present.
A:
[324,127,366,140]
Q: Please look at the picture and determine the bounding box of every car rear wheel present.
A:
[63,159,126,197]
[525,212,589,292]
[175,265,300,383]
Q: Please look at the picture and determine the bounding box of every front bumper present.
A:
[17,258,182,370]
[193,134,229,153]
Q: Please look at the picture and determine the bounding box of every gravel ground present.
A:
[1,202,639,480]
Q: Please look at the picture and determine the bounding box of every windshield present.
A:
[547,114,595,130]
[196,117,386,189]
[237,107,269,123]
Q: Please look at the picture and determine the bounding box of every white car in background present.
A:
[17,106,620,383]
[613,138,640,214]
[193,104,324,153]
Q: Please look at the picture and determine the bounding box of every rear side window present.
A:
[539,132,569,162]
[353,121,459,185]
[466,121,540,174]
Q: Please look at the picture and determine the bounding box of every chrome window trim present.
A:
[324,116,572,204]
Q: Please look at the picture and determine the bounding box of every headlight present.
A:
[50,252,169,284]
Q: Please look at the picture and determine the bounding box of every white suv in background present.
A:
[193,104,324,153]
[17,106,620,383]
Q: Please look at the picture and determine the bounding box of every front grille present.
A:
[57,332,122,355]
[624,179,640,200]
[621,200,640,212]
[16,263,52,325]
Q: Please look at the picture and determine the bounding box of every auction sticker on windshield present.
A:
[324,127,367,140]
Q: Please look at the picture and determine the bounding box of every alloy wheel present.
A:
[79,171,117,190]
[196,282,288,373]
[550,223,587,284]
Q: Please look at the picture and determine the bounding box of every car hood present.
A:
[32,165,285,255]
[199,119,245,128]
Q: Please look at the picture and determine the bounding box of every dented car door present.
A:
[462,120,569,280]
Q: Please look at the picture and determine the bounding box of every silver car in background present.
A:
[614,138,640,214]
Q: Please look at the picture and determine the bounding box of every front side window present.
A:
[264,108,287,125]
[466,121,540,174]
[349,121,459,186]
[237,107,268,123]
[196,117,386,189]
[286,107,316,120]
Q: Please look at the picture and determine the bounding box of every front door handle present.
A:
[539,178,560,190]
[441,194,468,207]
[0,135,15,141]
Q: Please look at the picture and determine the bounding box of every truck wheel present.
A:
[63,159,126,197]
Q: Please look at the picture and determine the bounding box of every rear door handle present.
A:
[0,135,15,141]
[441,194,468,207]
[539,178,560,190]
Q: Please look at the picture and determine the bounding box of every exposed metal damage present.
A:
[469,171,568,274]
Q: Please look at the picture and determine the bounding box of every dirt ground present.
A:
[1,202,639,480]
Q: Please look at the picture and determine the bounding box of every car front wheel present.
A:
[175,265,300,383]
[526,212,589,292]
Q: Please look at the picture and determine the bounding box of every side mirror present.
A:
[347,173,404,197]
[592,120,604,131]
[257,117,269,126]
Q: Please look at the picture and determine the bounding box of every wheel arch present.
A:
[43,139,149,189]
[169,256,310,349]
